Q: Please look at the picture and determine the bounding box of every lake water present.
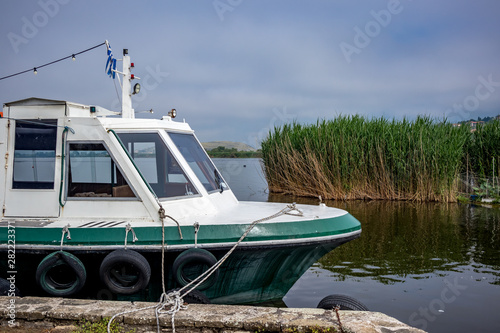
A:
[214,158,500,333]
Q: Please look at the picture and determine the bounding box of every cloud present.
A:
[1,0,499,143]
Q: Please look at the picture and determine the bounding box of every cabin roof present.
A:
[4,97,86,108]
[3,97,122,118]
[3,97,193,131]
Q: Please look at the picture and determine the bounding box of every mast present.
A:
[121,49,134,119]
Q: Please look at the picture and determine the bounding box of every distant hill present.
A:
[202,141,256,152]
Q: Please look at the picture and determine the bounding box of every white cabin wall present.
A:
[0,117,9,217]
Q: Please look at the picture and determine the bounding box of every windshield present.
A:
[168,132,228,193]
[117,132,198,199]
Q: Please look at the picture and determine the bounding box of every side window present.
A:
[67,143,135,198]
[13,120,57,189]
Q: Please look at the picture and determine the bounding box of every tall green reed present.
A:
[261,115,473,202]
[465,119,500,179]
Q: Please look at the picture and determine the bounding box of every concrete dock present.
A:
[1,296,426,333]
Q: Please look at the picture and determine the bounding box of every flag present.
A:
[105,40,116,79]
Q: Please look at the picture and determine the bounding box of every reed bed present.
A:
[465,120,500,178]
[262,116,499,202]
[460,120,500,196]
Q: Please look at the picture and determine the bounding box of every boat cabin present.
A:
[0,97,235,223]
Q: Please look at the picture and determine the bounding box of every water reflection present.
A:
[314,202,500,285]
[269,194,500,333]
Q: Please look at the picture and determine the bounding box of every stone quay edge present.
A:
[0,296,426,333]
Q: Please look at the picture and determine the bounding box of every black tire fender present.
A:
[317,294,369,311]
[36,251,86,297]
[172,248,218,291]
[99,249,151,295]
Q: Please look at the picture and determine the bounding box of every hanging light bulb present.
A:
[33,67,37,75]
[72,54,76,61]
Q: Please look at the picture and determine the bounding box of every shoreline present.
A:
[0,296,426,333]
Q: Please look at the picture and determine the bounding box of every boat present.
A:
[0,46,361,305]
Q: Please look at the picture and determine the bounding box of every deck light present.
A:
[133,83,141,95]
[168,109,177,118]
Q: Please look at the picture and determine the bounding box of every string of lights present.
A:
[0,42,106,81]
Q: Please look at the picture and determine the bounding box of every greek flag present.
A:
[105,40,116,79]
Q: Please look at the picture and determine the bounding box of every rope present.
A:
[60,224,71,250]
[155,290,187,332]
[106,203,302,333]
[124,223,138,249]
[0,42,106,81]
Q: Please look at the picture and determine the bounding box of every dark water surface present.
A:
[214,158,500,333]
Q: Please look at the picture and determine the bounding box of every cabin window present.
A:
[168,132,227,193]
[67,143,135,198]
[12,120,57,189]
[117,133,198,198]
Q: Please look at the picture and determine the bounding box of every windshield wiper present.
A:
[214,170,224,193]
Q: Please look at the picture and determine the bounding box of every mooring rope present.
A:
[107,203,302,333]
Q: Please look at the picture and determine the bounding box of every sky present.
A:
[1,0,499,148]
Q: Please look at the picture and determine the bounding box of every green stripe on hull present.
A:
[1,214,361,247]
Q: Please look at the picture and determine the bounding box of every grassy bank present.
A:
[261,116,500,202]
[207,146,262,158]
